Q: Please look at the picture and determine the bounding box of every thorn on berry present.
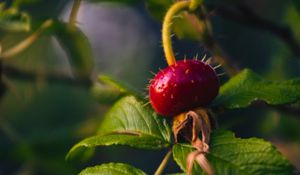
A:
[205,57,212,64]
[213,64,222,70]
[217,72,226,77]
[150,71,156,76]
[201,54,207,62]
[142,101,151,107]
[194,53,199,60]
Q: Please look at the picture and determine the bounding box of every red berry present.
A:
[149,59,219,117]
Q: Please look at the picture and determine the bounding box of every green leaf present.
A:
[212,69,300,109]
[67,133,169,159]
[173,130,294,175]
[54,22,94,78]
[97,96,171,139]
[67,96,172,158]
[0,7,31,32]
[79,163,146,175]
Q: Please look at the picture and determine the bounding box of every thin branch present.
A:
[0,19,53,60]
[2,64,92,88]
[154,149,172,175]
[213,4,300,57]
[69,0,82,27]
[205,36,240,76]
[187,9,240,76]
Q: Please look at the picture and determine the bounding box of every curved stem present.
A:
[162,1,190,66]
[0,19,53,60]
[189,0,203,11]
[154,149,172,175]
[69,0,82,27]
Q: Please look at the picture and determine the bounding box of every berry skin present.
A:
[149,59,219,117]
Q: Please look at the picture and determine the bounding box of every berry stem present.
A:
[154,149,172,175]
[162,0,204,66]
[69,0,82,27]
[189,0,203,11]
[162,1,190,66]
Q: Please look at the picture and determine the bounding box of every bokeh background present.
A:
[1,0,300,174]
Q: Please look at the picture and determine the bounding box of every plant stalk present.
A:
[189,0,203,11]
[69,0,82,27]
[162,1,190,66]
[154,149,172,175]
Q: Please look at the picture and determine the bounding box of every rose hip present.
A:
[149,59,219,117]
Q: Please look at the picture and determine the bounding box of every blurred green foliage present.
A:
[0,0,300,174]
[54,21,94,78]
[0,3,31,32]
